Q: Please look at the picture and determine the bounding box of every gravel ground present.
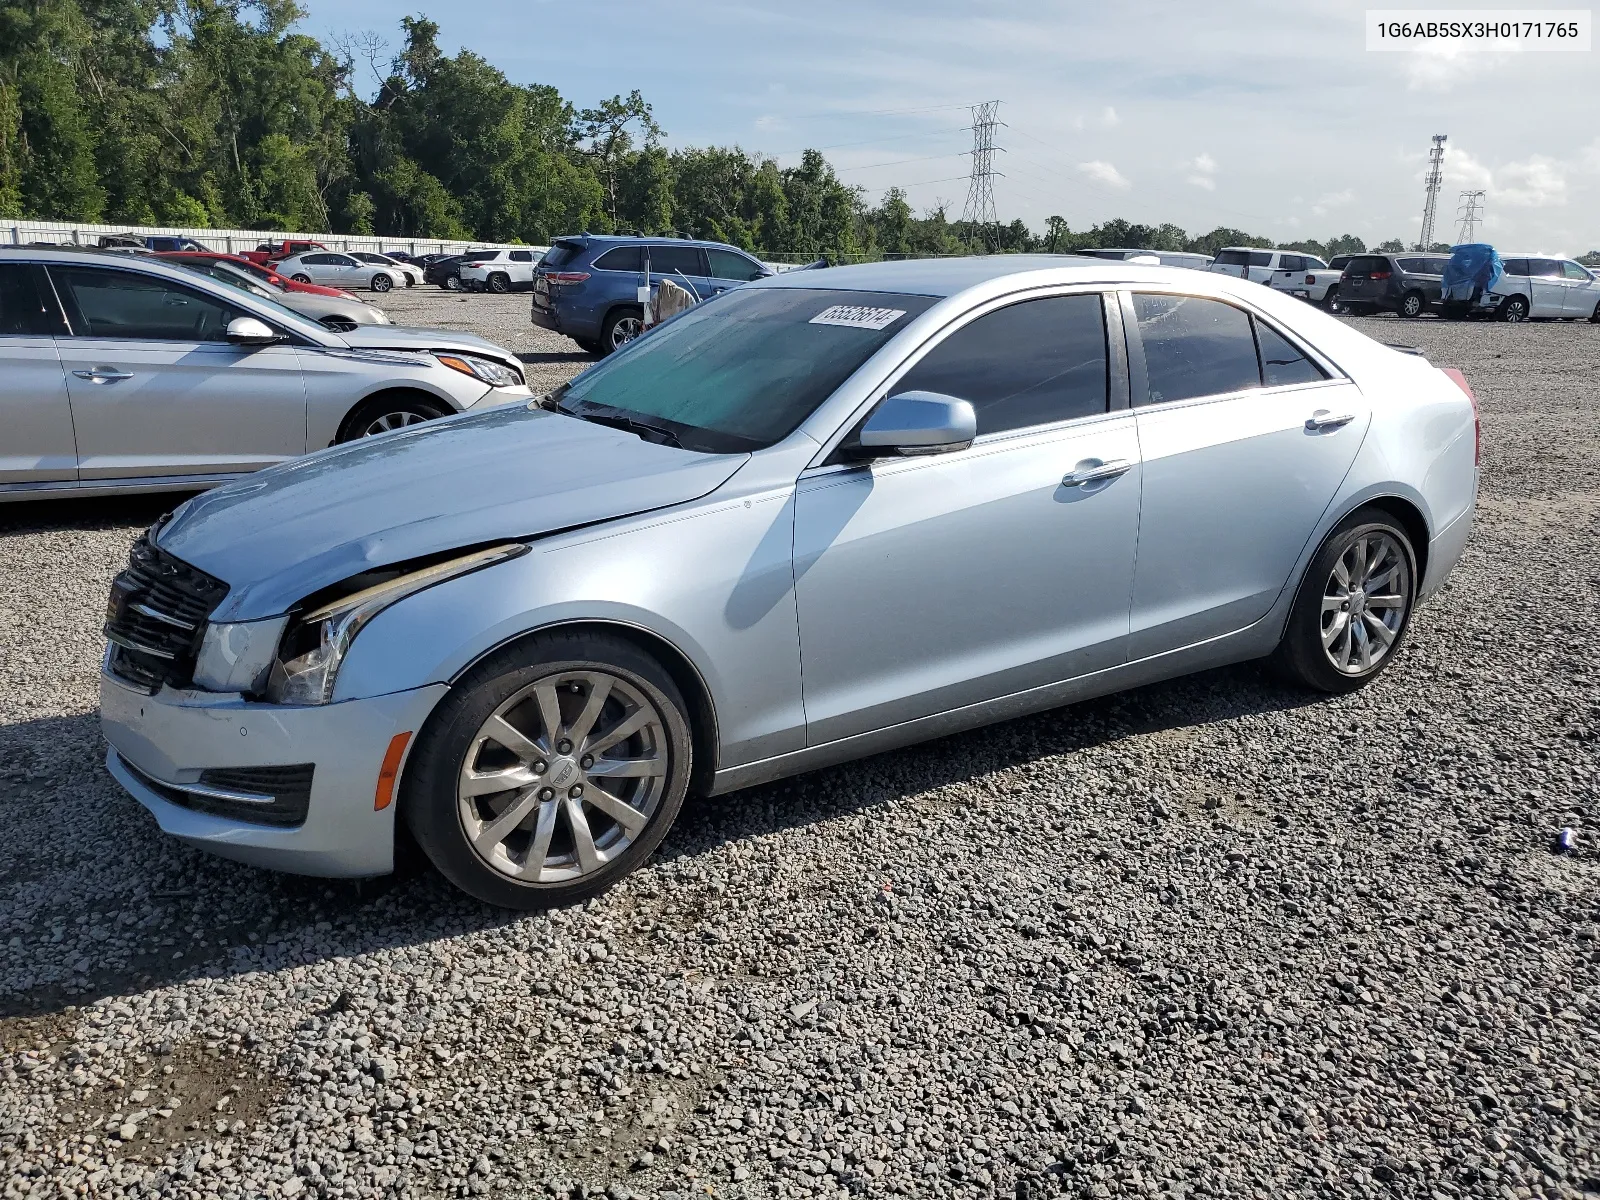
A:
[2,297,1598,1200]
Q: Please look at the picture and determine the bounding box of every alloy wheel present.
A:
[609,315,644,349]
[1320,531,1410,675]
[1501,297,1528,322]
[361,410,429,436]
[456,670,669,885]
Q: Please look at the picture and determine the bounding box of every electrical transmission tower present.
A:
[1454,189,1486,243]
[960,101,1004,251]
[1418,134,1447,250]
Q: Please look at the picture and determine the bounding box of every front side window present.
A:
[1248,252,1273,268]
[707,249,766,282]
[1132,294,1260,405]
[1562,261,1593,281]
[894,295,1109,436]
[510,250,534,263]
[552,287,938,453]
[49,266,251,342]
[1279,255,1305,273]
[0,263,69,335]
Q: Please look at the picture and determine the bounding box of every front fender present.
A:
[332,490,807,770]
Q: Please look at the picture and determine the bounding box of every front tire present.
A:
[335,393,451,442]
[601,306,645,355]
[372,273,393,293]
[402,631,693,909]
[1398,290,1425,318]
[1272,508,1417,694]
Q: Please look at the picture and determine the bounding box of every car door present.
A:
[0,262,78,485]
[1561,260,1599,318]
[644,245,713,302]
[48,263,308,480]
[1525,259,1566,318]
[793,291,1142,744]
[506,249,536,287]
[704,248,769,297]
[1123,290,1368,657]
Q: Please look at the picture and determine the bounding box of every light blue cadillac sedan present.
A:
[100,256,1480,908]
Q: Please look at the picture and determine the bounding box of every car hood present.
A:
[331,324,516,360]
[158,405,747,622]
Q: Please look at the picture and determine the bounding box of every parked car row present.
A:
[0,246,533,501]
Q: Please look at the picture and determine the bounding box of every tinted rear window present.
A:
[1213,250,1251,266]
[1527,259,1561,277]
[592,246,643,272]
[541,240,585,269]
[1347,256,1390,274]
[1132,294,1260,405]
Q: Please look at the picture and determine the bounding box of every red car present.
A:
[239,239,329,267]
[153,252,357,299]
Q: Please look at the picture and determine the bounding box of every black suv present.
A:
[1338,254,1451,318]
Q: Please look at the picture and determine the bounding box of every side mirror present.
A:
[226,316,279,345]
[855,391,977,457]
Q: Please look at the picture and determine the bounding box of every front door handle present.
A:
[73,368,134,383]
[1062,458,1133,487]
[1305,409,1355,431]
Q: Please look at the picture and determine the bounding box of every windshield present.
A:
[171,261,333,333]
[553,287,938,454]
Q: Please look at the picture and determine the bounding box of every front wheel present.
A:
[402,631,693,909]
[1271,508,1417,694]
[1398,290,1425,318]
[601,306,645,355]
[371,273,393,293]
[335,394,450,442]
[1498,295,1529,322]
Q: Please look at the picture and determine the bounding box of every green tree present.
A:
[577,90,661,225]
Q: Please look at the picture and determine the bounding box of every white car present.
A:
[349,252,423,288]
[1478,254,1600,322]
[277,252,405,294]
[459,248,546,293]
[1210,248,1328,284]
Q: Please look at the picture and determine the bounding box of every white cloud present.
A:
[1311,188,1354,216]
[1497,156,1567,207]
[1185,153,1216,190]
[1442,147,1495,192]
[1078,160,1131,190]
[1071,106,1121,131]
[1100,105,1120,127]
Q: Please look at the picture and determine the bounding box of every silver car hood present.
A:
[333,324,513,359]
[158,406,747,622]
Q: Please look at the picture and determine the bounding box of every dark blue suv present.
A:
[531,234,773,354]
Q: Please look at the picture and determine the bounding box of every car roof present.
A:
[560,233,751,254]
[754,254,1209,298]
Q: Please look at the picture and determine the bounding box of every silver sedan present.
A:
[101,257,1479,908]
[0,247,533,500]
[275,251,406,293]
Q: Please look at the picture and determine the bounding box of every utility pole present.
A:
[1418,134,1447,250]
[1454,189,1485,244]
[960,101,1003,252]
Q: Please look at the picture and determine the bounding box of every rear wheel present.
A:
[1271,508,1417,694]
[488,272,510,294]
[1590,300,1600,324]
[1498,295,1529,322]
[601,306,645,355]
[291,273,312,284]
[1344,302,1376,316]
[371,272,393,293]
[1398,290,1425,318]
[335,393,451,443]
[1321,286,1342,313]
[443,275,461,291]
[402,631,692,909]
[574,338,602,355]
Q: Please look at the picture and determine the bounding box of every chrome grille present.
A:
[104,535,228,691]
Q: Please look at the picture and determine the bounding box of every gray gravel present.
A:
[3,297,1599,1200]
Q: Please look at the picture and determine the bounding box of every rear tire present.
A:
[488,273,510,294]
[1321,286,1342,313]
[1271,507,1418,694]
[574,338,602,355]
[1498,295,1529,322]
[335,393,451,443]
[291,273,312,284]
[401,631,692,909]
[600,306,645,355]
[444,275,461,291]
[1345,303,1376,316]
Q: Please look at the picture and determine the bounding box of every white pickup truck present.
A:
[459,247,547,293]
[1267,254,1354,310]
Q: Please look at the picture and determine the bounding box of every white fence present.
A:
[5,219,523,257]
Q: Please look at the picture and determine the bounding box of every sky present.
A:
[296,0,1600,254]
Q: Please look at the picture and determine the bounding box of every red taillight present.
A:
[1370,270,1391,280]
[546,271,590,284]
[1304,274,1316,285]
[1441,367,1479,466]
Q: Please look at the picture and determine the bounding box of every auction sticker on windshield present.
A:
[809,305,908,330]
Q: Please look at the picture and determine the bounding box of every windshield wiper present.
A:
[545,399,682,448]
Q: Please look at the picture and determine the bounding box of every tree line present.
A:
[3,2,1397,261]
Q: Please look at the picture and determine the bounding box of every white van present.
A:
[1480,254,1600,322]
[1208,247,1327,284]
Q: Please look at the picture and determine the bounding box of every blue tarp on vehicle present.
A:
[1441,243,1503,303]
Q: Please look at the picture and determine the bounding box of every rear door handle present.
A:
[1062,458,1133,487]
[73,368,134,383]
[1305,409,1355,431]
